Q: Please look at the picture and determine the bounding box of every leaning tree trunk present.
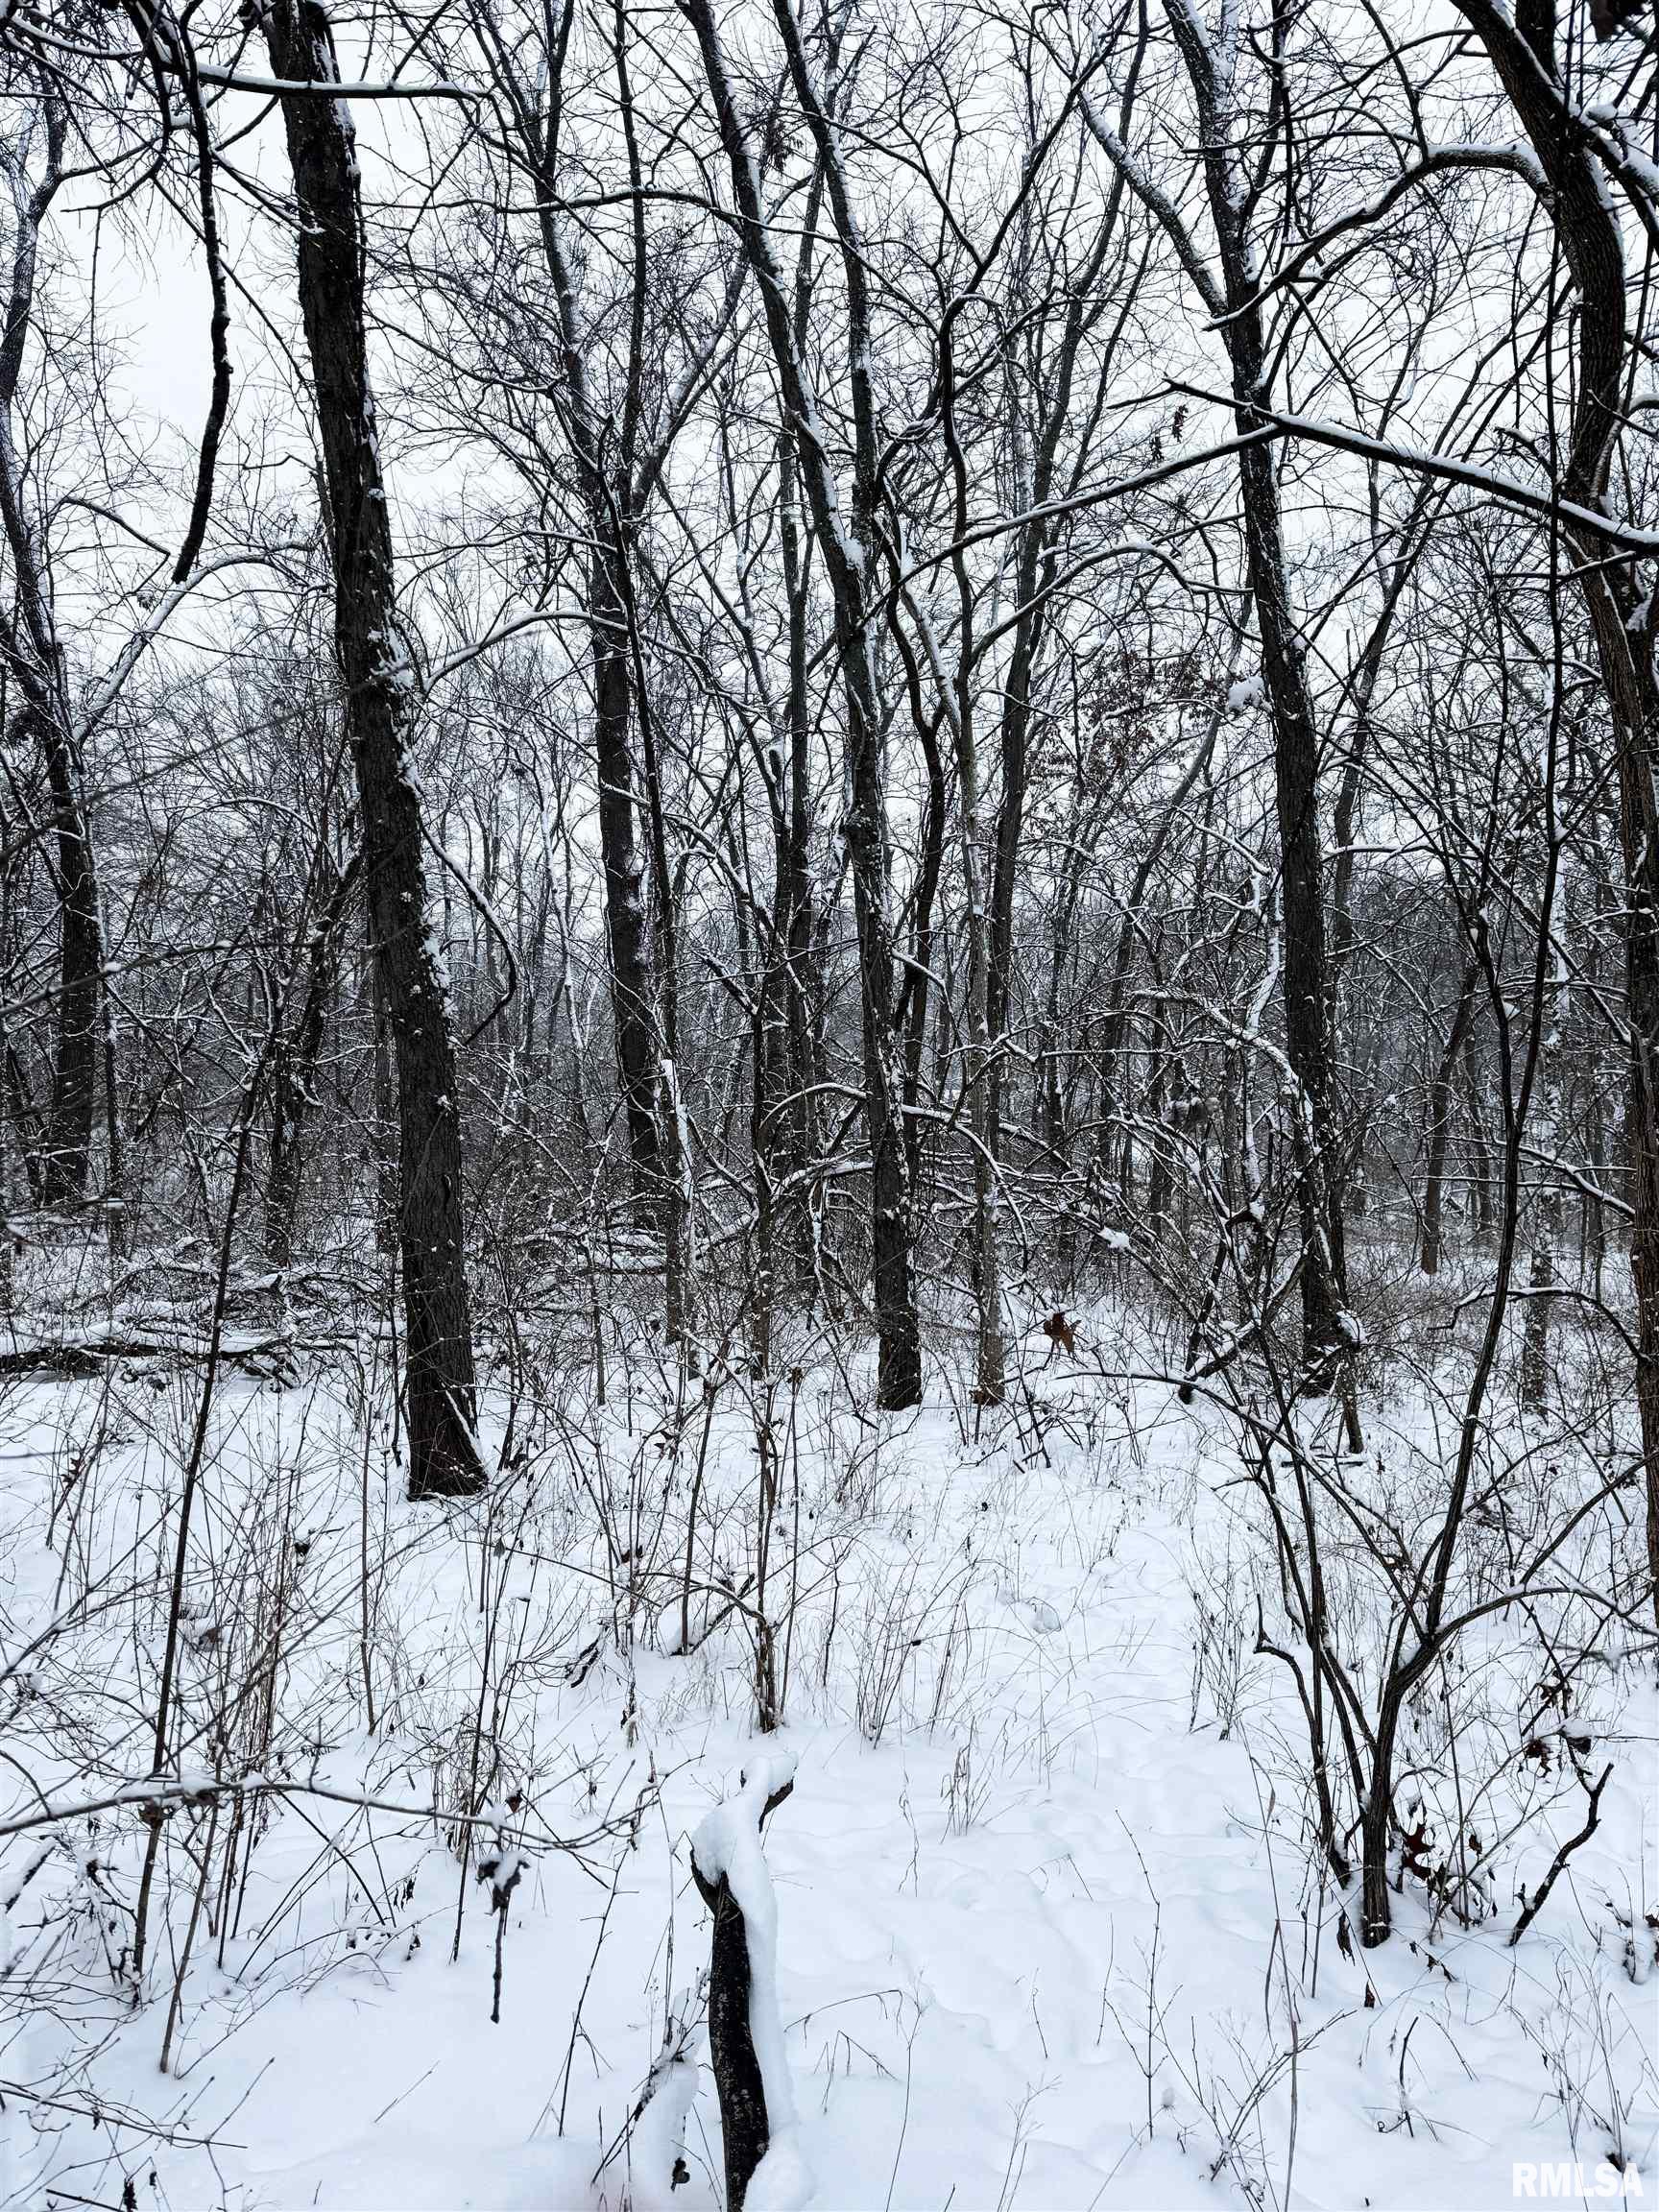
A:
[689,1765,797,2212]
[263,0,482,1498]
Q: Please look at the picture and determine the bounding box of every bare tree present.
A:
[682,0,924,1407]
[258,0,483,1497]
[0,87,108,1211]
[1077,9,1355,1389]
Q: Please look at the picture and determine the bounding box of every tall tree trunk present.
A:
[1094,692,1227,1199]
[263,0,482,1498]
[0,95,104,1214]
[266,847,360,1268]
[1232,424,1349,1376]
[777,436,821,1213]
[1462,1033,1497,1237]
[590,546,662,1214]
[989,517,1043,1203]
[494,0,665,1217]
[1422,962,1478,1275]
[685,0,922,1406]
[753,443,821,1282]
[1451,0,1659,1623]
[618,541,696,1356]
[1520,1034,1562,1413]
[464,0,664,1215]
[33,709,102,1209]
[1087,26,1350,1381]
[939,310,1005,1405]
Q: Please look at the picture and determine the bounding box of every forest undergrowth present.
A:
[2,1227,1652,2212]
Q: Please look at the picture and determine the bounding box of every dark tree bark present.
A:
[2,1031,41,1208]
[1421,961,1479,1275]
[752,428,822,1282]
[0,92,105,1213]
[590,553,661,1203]
[32,704,102,1210]
[262,0,482,1498]
[780,429,822,1162]
[1232,426,1349,1374]
[693,1867,770,2211]
[1085,43,1350,1381]
[265,846,361,1268]
[689,1773,794,2212]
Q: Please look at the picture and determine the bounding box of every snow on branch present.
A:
[690,1754,811,2212]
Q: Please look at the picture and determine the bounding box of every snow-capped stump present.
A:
[689,1755,811,2212]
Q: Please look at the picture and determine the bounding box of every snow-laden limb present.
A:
[1233,140,1549,312]
[1077,88,1226,321]
[0,7,484,99]
[747,2128,815,2211]
[692,1754,798,2112]
[192,62,480,99]
[413,600,588,694]
[0,1769,636,1851]
[623,2046,700,2212]
[692,1753,812,2211]
[74,547,307,747]
[1168,381,1659,553]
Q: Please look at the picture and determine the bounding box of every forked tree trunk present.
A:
[263,0,482,1498]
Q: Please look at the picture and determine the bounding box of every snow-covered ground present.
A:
[2,1294,1654,2211]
